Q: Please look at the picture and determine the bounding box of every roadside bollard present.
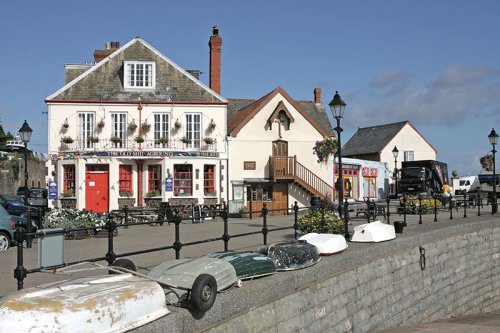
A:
[293,201,300,240]
[105,214,116,266]
[418,194,423,224]
[222,206,229,251]
[478,192,481,216]
[449,196,454,220]
[463,193,467,218]
[173,211,182,259]
[262,203,269,245]
[386,196,391,224]
[14,222,27,290]
[433,195,438,222]
[403,196,407,226]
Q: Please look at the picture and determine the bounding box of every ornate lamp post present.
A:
[392,146,399,197]
[488,128,498,214]
[328,91,347,238]
[18,120,33,201]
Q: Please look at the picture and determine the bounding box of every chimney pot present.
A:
[105,41,111,50]
[209,26,222,95]
[314,88,321,104]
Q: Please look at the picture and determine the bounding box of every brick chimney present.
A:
[314,88,321,104]
[208,26,222,95]
[94,41,120,63]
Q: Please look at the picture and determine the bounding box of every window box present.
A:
[118,197,135,209]
[203,137,215,145]
[155,137,168,145]
[181,136,191,144]
[59,197,77,209]
[87,136,99,144]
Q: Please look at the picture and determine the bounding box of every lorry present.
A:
[399,160,449,195]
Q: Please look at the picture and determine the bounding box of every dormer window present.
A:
[124,61,155,89]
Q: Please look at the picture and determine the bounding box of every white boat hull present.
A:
[298,233,348,255]
[0,273,169,333]
[350,221,396,243]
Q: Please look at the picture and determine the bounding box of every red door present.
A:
[86,165,109,213]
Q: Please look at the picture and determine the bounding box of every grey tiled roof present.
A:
[227,99,334,135]
[342,121,408,156]
[48,39,223,103]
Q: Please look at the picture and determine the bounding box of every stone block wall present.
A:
[132,218,500,333]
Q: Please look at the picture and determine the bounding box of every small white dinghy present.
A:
[298,233,348,255]
[0,273,169,333]
[350,221,396,243]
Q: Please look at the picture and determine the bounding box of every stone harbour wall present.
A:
[133,217,500,333]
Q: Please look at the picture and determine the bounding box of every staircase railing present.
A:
[269,156,333,197]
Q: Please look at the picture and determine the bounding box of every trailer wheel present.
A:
[110,258,136,274]
[190,274,217,313]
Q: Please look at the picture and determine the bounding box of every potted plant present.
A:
[145,190,161,197]
[110,136,121,144]
[87,136,99,143]
[181,136,191,144]
[134,136,144,143]
[61,189,75,197]
[203,137,215,145]
[174,120,182,130]
[119,190,133,197]
[208,120,216,131]
[62,136,74,144]
[97,119,105,129]
[155,137,168,145]
[141,121,151,133]
[128,122,138,133]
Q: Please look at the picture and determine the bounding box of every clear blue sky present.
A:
[1,0,499,175]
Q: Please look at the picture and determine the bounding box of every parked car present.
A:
[0,204,36,251]
[0,196,40,227]
[26,188,48,207]
[0,194,26,207]
[16,186,29,197]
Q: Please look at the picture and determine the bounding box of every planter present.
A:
[144,197,162,208]
[118,197,136,209]
[60,198,77,209]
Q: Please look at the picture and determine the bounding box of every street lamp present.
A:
[488,128,498,214]
[392,146,399,197]
[328,91,347,238]
[18,120,33,201]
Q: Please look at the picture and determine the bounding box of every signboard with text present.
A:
[48,181,58,200]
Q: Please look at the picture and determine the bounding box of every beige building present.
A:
[226,87,334,214]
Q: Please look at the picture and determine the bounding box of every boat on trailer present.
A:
[0,273,169,333]
[258,240,321,271]
[147,257,238,310]
[298,233,348,255]
[208,250,276,279]
[350,221,396,243]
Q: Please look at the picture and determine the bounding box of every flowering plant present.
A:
[43,208,108,235]
[298,209,344,235]
[313,136,337,164]
[480,154,493,171]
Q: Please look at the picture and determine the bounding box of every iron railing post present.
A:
[173,211,182,259]
[386,196,391,224]
[418,194,423,224]
[105,213,116,266]
[222,205,230,251]
[293,201,300,239]
[262,203,269,245]
[14,222,27,290]
[434,194,438,222]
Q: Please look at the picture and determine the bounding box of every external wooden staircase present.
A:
[269,156,333,198]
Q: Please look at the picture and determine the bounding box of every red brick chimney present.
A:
[94,41,120,63]
[209,26,222,95]
[314,87,321,104]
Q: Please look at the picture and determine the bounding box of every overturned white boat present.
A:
[298,233,348,255]
[0,273,169,333]
[350,221,396,243]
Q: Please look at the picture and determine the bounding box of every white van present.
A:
[457,175,479,194]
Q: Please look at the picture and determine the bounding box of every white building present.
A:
[46,35,228,212]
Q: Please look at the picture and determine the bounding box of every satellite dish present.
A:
[452,170,459,177]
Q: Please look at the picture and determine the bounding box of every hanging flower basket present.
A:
[62,136,74,144]
[141,121,151,133]
[110,136,121,144]
[181,136,191,144]
[313,136,338,164]
[134,136,144,143]
[203,137,215,144]
[174,120,182,130]
[480,154,493,171]
[128,122,138,133]
[155,137,168,145]
[62,119,69,129]
[208,121,216,131]
[87,136,99,143]
[97,119,105,129]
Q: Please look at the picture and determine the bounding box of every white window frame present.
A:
[78,112,95,148]
[154,113,170,147]
[111,113,127,147]
[404,151,414,162]
[124,61,156,89]
[185,113,201,148]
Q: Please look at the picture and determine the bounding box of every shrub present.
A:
[298,208,344,234]
[43,208,107,231]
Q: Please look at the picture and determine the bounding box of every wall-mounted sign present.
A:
[59,150,220,160]
[48,181,58,200]
[244,161,256,170]
[165,177,173,192]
